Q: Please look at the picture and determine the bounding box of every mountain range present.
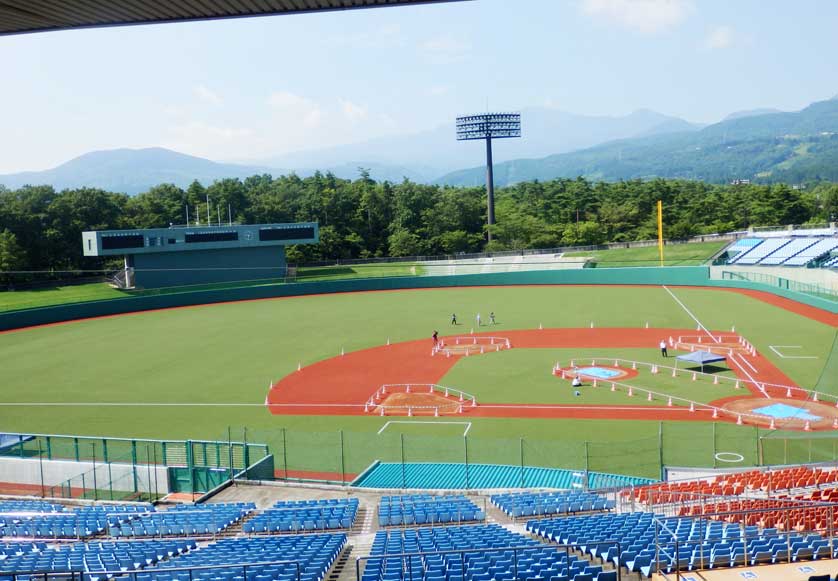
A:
[437,98,838,186]
[1,98,837,194]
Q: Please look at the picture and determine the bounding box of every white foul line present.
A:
[662,285,768,398]
[662,285,720,344]
[378,420,472,436]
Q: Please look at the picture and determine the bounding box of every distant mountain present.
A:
[437,99,838,186]
[246,107,702,176]
[723,108,783,121]
[0,148,276,195]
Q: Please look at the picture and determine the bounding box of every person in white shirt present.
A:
[660,339,668,357]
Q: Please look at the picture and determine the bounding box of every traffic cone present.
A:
[735,380,740,389]
[712,408,719,419]
[628,387,633,397]
[805,421,811,432]
[770,419,776,430]
[611,383,616,392]
[689,402,695,413]
[434,407,439,417]
[593,379,598,388]
[406,384,411,393]
[645,322,649,328]
[632,361,637,370]
[471,397,477,407]
[833,418,838,429]
[380,407,385,416]
[591,359,596,366]
[814,392,819,402]
[387,337,390,346]
[647,391,653,402]
[429,385,434,393]
[736,415,743,425]
[297,362,301,371]
[713,375,719,385]
[672,369,677,378]
[667,397,673,407]
[408,407,413,417]
[787,387,793,398]
[692,372,697,381]
[341,347,344,356]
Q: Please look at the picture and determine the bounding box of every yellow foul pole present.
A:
[657,200,664,267]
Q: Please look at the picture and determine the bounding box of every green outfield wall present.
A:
[1,266,834,332]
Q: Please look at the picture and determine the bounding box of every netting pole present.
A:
[102,439,108,463]
[758,436,764,466]
[152,444,160,500]
[463,436,470,490]
[91,444,98,501]
[228,427,234,482]
[46,436,52,460]
[74,437,79,461]
[584,441,590,489]
[146,445,153,501]
[339,430,346,486]
[131,440,138,494]
[400,434,406,489]
[658,422,664,481]
[519,438,525,488]
[753,425,759,465]
[38,440,45,498]
[243,427,250,479]
[282,427,288,480]
[108,458,114,501]
[712,423,717,469]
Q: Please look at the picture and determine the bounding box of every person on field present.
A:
[476,313,481,327]
[451,313,457,325]
[432,330,438,345]
[572,374,582,387]
[660,339,668,357]
[489,312,496,325]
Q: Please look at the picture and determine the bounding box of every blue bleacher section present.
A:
[144,535,346,581]
[724,236,838,266]
[732,238,792,264]
[0,539,194,579]
[378,495,484,527]
[527,512,831,577]
[110,503,254,537]
[490,492,614,519]
[363,524,608,581]
[352,463,654,490]
[243,499,358,533]
[0,501,153,539]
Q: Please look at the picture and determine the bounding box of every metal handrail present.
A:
[9,559,302,581]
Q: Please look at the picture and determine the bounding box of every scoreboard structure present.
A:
[82,223,319,289]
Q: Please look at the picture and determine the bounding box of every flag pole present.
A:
[657,200,664,267]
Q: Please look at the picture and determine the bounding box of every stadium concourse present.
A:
[2,465,838,581]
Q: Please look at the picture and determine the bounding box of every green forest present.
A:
[1,173,837,281]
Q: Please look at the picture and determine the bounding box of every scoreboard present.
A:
[82,223,319,289]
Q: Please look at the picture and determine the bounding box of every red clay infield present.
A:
[266,326,824,428]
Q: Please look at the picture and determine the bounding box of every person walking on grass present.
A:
[476,313,481,327]
[451,313,457,325]
[489,312,496,325]
[660,339,668,357]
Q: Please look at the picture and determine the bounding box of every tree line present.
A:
[1,172,837,282]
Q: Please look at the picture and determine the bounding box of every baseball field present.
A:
[1,282,836,481]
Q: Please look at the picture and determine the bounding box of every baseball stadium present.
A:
[2,3,838,581]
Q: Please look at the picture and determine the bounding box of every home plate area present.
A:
[367,383,477,416]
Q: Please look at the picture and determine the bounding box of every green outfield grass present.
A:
[0,284,834,479]
[565,240,726,267]
[295,262,422,281]
[0,283,129,312]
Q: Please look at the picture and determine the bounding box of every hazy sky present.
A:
[1,0,836,173]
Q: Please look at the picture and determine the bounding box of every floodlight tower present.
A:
[456,112,521,242]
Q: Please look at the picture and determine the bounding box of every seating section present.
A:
[682,492,838,531]
[723,236,838,266]
[110,503,254,537]
[759,237,819,264]
[528,512,829,577]
[378,495,484,527]
[244,499,358,533]
[0,501,153,539]
[490,491,613,519]
[625,466,838,505]
[0,539,194,577]
[145,535,346,581]
[363,524,607,581]
[733,238,791,264]
[777,238,838,265]
[824,255,838,268]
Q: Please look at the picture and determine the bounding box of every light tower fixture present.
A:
[456,112,521,242]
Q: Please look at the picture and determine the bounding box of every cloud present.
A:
[704,25,735,50]
[580,0,692,34]
[194,84,223,106]
[339,99,369,123]
[170,121,253,141]
[267,91,324,128]
[420,36,471,64]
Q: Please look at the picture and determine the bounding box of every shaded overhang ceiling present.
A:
[0,0,465,36]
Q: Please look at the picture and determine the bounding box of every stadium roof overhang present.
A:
[0,0,465,36]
